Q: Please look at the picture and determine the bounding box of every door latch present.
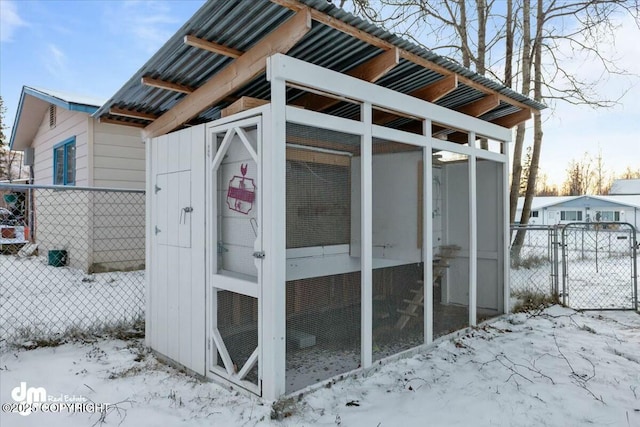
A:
[252,251,265,259]
[154,184,161,194]
[155,226,161,235]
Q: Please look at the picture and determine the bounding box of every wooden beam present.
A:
[270,0,539,114]
[286,147,351,166]
[144,9,312,138]
[109,107,159,121]
[141,76,194,94]
[294,48,400,111]
[348,47,400,82]
[457,94,500,117]
[184,35,244,58]
[287,135,359,154]
[221,96,269,117]
[412,74,458,103]
[99,117,146,128]
[373,75,458,125]
[491,108,532,128]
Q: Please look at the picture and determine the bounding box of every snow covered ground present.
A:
[1,306,639,427]
[0,255,144,342]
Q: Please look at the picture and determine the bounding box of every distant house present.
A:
[516,195,640,230]
[7,86,145,272]
[610,179,640,195]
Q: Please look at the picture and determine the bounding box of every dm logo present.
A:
[11,382,47,416]
[226,163,256,215]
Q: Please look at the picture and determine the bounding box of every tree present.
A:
[0,96,7,180]
[561,153,594,195]
[619,166,640,180]
[535,172,559,195]
[344,0,638,235]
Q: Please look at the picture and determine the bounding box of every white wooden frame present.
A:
[261,53,511,399]
[205,115,263,395]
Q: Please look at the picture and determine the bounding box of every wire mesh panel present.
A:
[215,290,259,386]
[0,184,145,346]
[562,222,638,310]
[509,225,559,298]
[434,152,470,338]
[285,123,361,393]
[370,141,425,360]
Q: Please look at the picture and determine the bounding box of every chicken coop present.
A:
[92,0,544,401]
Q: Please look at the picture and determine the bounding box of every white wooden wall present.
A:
[147,125,206,375]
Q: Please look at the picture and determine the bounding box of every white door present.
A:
[207,116,262,394]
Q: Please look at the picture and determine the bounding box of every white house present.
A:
[610,179,640,195]
[94,0,545,400]
[8,86,146,272]
[516,195,640,230]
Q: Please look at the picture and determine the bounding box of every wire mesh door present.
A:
[207,116,262,394]
[561,222,638,310]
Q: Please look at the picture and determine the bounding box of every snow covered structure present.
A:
[94,0,545,400]
[516,195,640,230]
[610,179,640,195]
[8,86,145,271]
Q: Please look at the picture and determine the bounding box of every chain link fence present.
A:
[1,183,145,347]
[561,222,638,310]
[509,225,560,297]
[510,222,638,312]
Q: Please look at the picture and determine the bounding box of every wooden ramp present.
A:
[395,245,461,330]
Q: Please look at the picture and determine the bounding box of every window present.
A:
[530,210,539,218]
[53,137,76,185]
[560,210,582,221]
[596,211,621,222]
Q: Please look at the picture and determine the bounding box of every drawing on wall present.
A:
[226,163,256,215]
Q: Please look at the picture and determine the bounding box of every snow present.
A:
[1,307,639,427]
[0,255,144,341]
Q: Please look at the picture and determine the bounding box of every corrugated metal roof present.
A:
[94,0,545,130]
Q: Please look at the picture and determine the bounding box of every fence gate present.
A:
[561,222,638,310]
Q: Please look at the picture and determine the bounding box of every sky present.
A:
[0,0,638,187]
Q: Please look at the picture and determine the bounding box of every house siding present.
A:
[93,122,145,189]
[32,108,89,186]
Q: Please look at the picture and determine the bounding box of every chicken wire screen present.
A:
[216,290,259,385]
[285,123,361,393]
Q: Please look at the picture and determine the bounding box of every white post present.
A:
[424,123,434,344]
[468,132,477,327]
[502,141,511,313]
[262,70,287,400]
[361,102,373,368]
[144,137,153,347]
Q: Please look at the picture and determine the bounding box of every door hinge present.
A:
[208,338,211,350]
[252,251,265,259]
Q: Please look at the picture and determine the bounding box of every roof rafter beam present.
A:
[373,75,458,125]
[491,108,531,128]
[270,0,537,114]
[184,35,244,58]
[109,107,159,121]
[99,117,147,128]
[456,94,500,117]
[293,47,400,111]
[141,76,194,94]
[144,9,312,138]
[411,74,458,103]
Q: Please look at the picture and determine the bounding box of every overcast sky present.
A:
[1,0,638,187]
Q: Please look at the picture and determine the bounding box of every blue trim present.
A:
[53,136,76,186]
[9,86,100,149]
